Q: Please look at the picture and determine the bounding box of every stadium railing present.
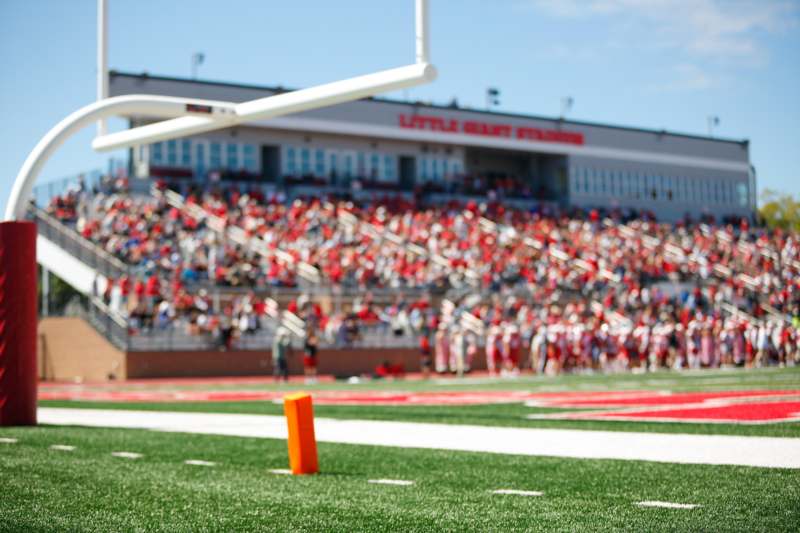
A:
[29,203,131,282]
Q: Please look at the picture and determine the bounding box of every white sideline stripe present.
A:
[0,437,18,444]
[492,489,543,497]
[111,451,142,459]
[38,408,800,469]
[269,468,293,475]
[368,479,415,486]
[50,444,76,451]
[184,459,216,467]
[636,501,700,509]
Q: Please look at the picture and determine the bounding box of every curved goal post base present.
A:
[0,221,37,426]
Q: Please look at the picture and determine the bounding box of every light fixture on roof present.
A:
[560,96,573,120]
[707,115,720,138]
[486,87,500,110]
[191,52,205,80]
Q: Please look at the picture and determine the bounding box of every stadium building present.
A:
[113,71,756,222]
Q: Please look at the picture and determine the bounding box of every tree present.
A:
[759,189,800,232]
[37,267,84,315]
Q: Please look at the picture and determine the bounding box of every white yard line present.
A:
[111,451,142,459]
[38,408,800,469]
[368,479,415,486]
[492,489,543,496]
[636,501,700,509]
[268,468,293,475]
[184,459,216,467]
[0,437,18,444]
[49,444,75,451]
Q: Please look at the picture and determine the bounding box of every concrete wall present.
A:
[38,316,490,382]
[38,317,126,382]
[127,347,488,379]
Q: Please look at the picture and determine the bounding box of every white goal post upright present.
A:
[3,0,435,221]
[97,0,108,136]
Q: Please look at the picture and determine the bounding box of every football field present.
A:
[2,367,800,531]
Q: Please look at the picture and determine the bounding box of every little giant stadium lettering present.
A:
[398,113,585,145]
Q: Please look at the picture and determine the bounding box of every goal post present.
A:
[0,221,37,426]
[0,0,437,426]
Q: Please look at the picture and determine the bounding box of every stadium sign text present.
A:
[398,113,585,145]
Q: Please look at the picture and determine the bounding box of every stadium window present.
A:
[329,152,338,178]
[243,144,257,173]
[343,152,353,177]
[432,158,440,181]
[737,182,748,207]
[285,146,296,174]
[569,167,578,194]
[226,143,239,169]
[370,153,380,179]
[210,142,222,169]
[384,154,395,181]
[181,140,191,167]
[419,158,429,180]
[167,140,177,166]
[584,168,590,194]
[151,142,163,164]
[315,149,325,177]
[194,142,206,179]
[451,159,463,176]
[357,152,366,177]
[301,148,311,175]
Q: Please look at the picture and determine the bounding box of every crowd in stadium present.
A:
[43,176,800,373]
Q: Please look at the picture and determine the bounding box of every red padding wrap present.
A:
[0,221,37,426]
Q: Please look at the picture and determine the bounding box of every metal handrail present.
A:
[29,203,130,279]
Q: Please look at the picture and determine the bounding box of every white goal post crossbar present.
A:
[91,62,436,153]
[4,0,435,221]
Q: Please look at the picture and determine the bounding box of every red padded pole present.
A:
[0,221,37,426]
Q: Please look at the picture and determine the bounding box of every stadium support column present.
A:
[0,221,38,426]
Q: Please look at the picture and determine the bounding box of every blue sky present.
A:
[1,0,798,212]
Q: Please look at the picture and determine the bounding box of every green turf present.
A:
[1,425,798,532]
[40,367,800,438]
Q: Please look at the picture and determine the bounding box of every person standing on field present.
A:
[272,326,291,383]
[303,328,319,384]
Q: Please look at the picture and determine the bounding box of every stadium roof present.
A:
[110,70,749,147]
